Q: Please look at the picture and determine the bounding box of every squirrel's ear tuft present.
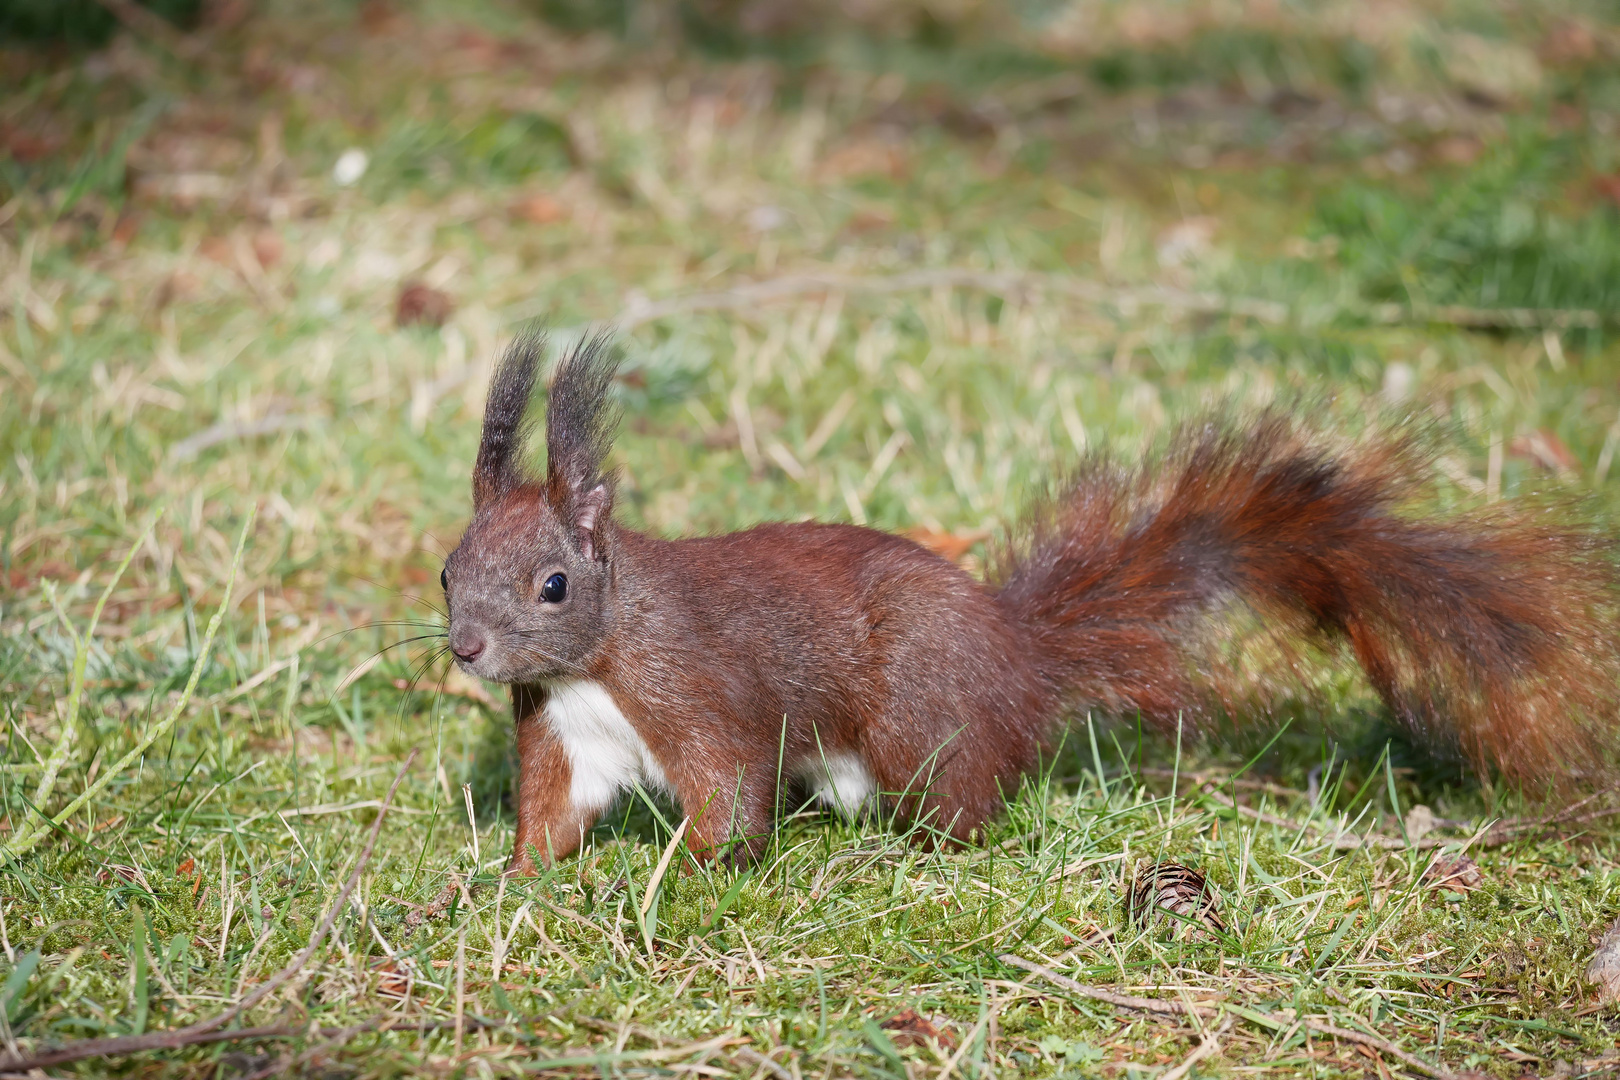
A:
[474,333,545,505]
[545,334,620,560]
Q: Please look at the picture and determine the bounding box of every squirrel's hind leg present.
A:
[670,758,779,867]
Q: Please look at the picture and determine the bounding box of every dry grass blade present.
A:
[25,517,158,829]
[997,954,1218,1018]
[1160,1015,1233,1080]
[733,1045,795,1080]
[6,509,253,860]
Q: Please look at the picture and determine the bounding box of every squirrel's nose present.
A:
[450,626,486,664]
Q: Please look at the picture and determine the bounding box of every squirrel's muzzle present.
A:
[450,624,487,664]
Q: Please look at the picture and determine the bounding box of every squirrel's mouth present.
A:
[450,644,516,684]
[447,630,574,686]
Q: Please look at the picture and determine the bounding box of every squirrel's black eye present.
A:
[440,567,448,591]
[541,573,568,603]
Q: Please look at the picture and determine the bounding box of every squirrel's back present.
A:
[612,520,1054,796]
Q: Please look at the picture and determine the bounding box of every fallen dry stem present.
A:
[432,270,1294,411]
[1001,954,1456,1080]
[997,954,1220,1019]
[1199,785,1620,851]
[0,1014,509,1080]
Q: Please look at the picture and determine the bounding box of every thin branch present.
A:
[423,270,1614,419]
[1371,301,1609,330]
[169,414,319,463]
[1200,784,1620,851]
[1002,954,1458,1080]
[0,1015,507,1080]
[419,270,1292,414]
[1303,1020,1455,1080]
[0,750,418,1073]
[604,269,1292,330]
[996,954,1219,1018]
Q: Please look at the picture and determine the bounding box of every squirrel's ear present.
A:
[544,334,620,556]
[475,334,544,506]
[570,481,613,562]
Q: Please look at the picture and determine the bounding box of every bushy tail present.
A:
[993,413,1620,785]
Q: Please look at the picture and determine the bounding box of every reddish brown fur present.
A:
[492,523,1049,867]
[996,414,1620,783]
[445,339,1620,873]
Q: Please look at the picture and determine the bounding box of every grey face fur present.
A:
[443,489,613,684]
[443,333,620,686]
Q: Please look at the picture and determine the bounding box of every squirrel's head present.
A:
[442,334,619,684]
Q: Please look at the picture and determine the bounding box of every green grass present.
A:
[4,0,1620,1075]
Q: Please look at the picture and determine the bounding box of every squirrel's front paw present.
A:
[504,845,541,877]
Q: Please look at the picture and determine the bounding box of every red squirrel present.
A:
[442,333,1620,873]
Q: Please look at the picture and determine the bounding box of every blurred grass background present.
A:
[3,0,1620,1076]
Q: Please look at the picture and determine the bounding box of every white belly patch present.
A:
[796,752,876,817]
[543,680,668,812]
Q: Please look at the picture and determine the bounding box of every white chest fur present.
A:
[543,680,668,812]
[796,752,876,817]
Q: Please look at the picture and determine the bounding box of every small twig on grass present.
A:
[1200,789,1430,850]
[1003,954,1458,1080]
[169,414,319,463]
[0,748,418,1073]
[417,270,1292,415]
[1488,782,1620,839]
[1303,1020,1456,1080]
[605,269,1293,331]
[1199,784,1620,851]
[997,955,1219,1019]
[415,273,1620,425]
[1371,302,1612,331]
[0,1015,510,1080]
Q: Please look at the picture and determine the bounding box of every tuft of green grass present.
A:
[2,0,1619,1075]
